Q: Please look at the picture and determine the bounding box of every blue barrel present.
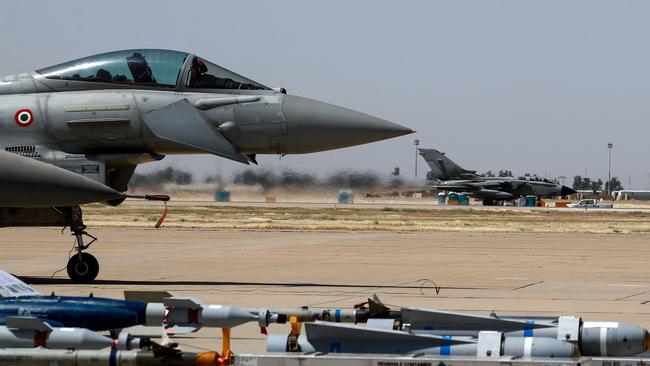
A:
[458,194,470,206]
[437,192,446,205]
[214,190,231,202]
[525,196,536,207]
[338,190,353,204]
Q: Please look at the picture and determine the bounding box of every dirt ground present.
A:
[84,202,650,234]
[1,225,649,353]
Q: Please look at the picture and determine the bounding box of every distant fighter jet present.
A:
[0,49,413,282]
[419,148,575,205]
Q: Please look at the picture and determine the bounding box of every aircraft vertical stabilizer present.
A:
[418,149,477,180]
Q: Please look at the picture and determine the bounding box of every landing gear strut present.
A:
[63,206,99,283]
[0,195,168,284]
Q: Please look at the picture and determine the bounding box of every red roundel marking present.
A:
[14,109,34,127]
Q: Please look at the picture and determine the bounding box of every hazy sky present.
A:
[2,1,649,187]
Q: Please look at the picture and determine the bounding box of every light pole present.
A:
[607,142,613,195]
[414,139,420,178]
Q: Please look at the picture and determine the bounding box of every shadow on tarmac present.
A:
[19,276,496,291]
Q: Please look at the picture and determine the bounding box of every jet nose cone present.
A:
[561,186,577,196]
[282,95,414,153]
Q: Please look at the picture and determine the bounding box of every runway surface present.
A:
[2,227,649,353]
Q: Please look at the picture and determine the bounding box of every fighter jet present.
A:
[419,148,575,205]
[0,49,413,282]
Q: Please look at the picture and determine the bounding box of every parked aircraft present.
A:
[0,49,413,282]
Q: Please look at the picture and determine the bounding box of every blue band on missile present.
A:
[335,308,341,322]
[109,348,117,366]
[440,335,452,355]
[524,320,535,337]
[330,342,341,353]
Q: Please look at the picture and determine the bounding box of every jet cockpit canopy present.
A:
[518,175,553,183]
[36,49,270,91]
[185,56,269,90]
[37,49,189,88]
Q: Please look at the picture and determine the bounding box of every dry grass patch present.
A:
[81,204,650,234]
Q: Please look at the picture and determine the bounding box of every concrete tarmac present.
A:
[1,227,649,353]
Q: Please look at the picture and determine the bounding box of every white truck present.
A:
[567,199,613,208]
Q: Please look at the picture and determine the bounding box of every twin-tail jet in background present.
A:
[419,148,575,205]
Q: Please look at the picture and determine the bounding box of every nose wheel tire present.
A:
[67,253,99,283]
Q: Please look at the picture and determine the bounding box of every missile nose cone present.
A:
[282,95,414,153]
[612,324,649,356]
[78,329,115,349]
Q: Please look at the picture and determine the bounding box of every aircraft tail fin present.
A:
[0,270,41,299]
[418,148,477,180]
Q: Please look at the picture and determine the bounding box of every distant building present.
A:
[612,190,650,200]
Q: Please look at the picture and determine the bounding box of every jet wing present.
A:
[143,99,250,164]
[510,181,536,196]
[431,180,517,199]
[466,181,505,188]
[431,180,505,192]
[430,180,477,192]
[0,270,41,298]
[431,184,478,192]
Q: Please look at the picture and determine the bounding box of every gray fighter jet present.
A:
[0,49,413,282]
[419,148,575,205]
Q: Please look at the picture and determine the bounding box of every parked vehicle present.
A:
[567,199,613,208]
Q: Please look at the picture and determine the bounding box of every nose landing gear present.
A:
[0,205,101,283]
[62,205,100,283]
[0,195,169,284]
[66,226,99,283]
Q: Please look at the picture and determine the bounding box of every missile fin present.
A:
[0,270,41,298]
[368,294,389,313]
[402,308,553,332]
[163,324,201,334]
[162,296,203,310]
[123,290,174,302]
[5,316,52,332]
[305,321,470,345]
